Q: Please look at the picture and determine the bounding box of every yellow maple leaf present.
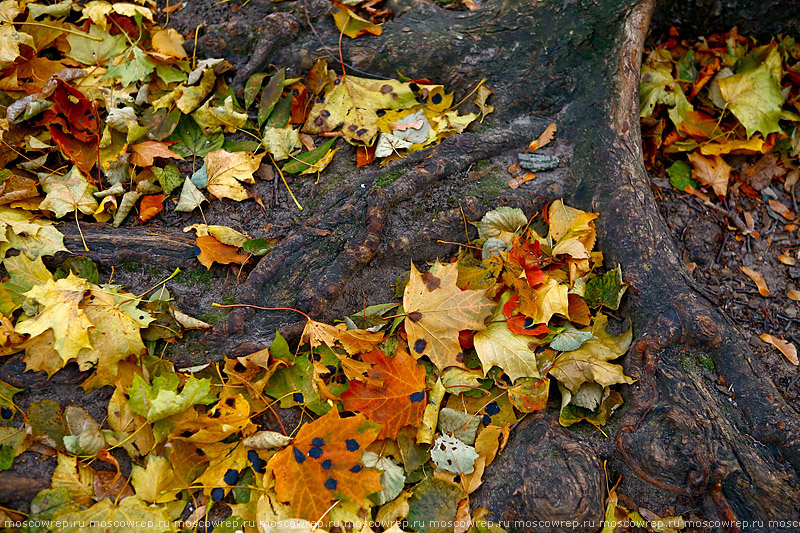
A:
[549,201,598,259]
[15,274,93,366]
[131,455,183,503]
[403,261,494,370]
[151,28,187,58]
[204,149,263,201]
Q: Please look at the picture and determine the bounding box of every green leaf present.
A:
[550,327,597,352]
[170,115,224,157]
[103,47,156,87]
[152,165,183,195]
[262,126,301,160]
[221,141,261,152]
[54,257,99,285]
[677,49,697,82]
[245,73,269,110]
[241,238,274,256]
[3,254,54,305]
[558,383,623,427]
[65,26,126,65]
[719,63,784,138]
[584,265,628,310]
[437,407,480,445]
[281,137,337,174]
[362,452,405,505]
[0,380,22,411]
[266,95,292,129]
[666,160,696,191]
[263,353,330,415]
[26,488,77,533]
[127,373,217,423]
[407,477,465,533]
[640,49,678,118]
[259,68,285,126]
[154,63,187,84]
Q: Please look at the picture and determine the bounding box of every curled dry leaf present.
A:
[528,123,556,152]
[768,199,796,221]
[778,253,797,266]
[739,266,770,296]
[760,333,799,365]
[508,172,536,190]
[787,289,800,301]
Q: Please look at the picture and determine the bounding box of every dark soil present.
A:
[651,179,800,412]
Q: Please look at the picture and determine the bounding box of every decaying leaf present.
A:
[403,261,494,370]
[204,149,263,201]
[267,409,382,520]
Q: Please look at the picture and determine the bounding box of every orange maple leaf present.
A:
[130,141,183,167]
[267,410,382,521]
[195,235,249,269]
[339,346,426,439]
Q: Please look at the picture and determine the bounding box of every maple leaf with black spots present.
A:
[267,409,382,521]
[339,345,426,439]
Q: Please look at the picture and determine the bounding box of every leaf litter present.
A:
[641,27,800,373]
[0,0,637,531]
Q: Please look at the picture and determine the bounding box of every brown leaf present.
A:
[768,199,796,221]
[686,152,730,197]
[528,123,556,152]
[195,235,249,269]
[739,266,770,296]
[760,333,798,365]
[740,154,786,191]
[788,289,800,301]
[0,174,38,205]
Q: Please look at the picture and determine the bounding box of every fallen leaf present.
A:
[195,235,249,269]
[507,172,536,189]
[718,62,783,138]
[151,28,187,58]
[788,289,800,301]
[204,149,263,201]
[303,70,416,145]
[431,434,479,474]
[739,266,770,296]
[175,177,207,212]
[130,141,182,167]
[39,167,99,218]
[528,123,556,151]
[403,261,495,370]
[14,274,93,367]
[760,333,798,365]
[339,346,426,439]
[686,152,731,197]
[267,409,382,521]
[137,194,164,223]
[332,1,383,39]
[474,85,494,123]
[130,455,183,503]
[768,199,795,221]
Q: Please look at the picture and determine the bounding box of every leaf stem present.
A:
[15,22,103,40]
